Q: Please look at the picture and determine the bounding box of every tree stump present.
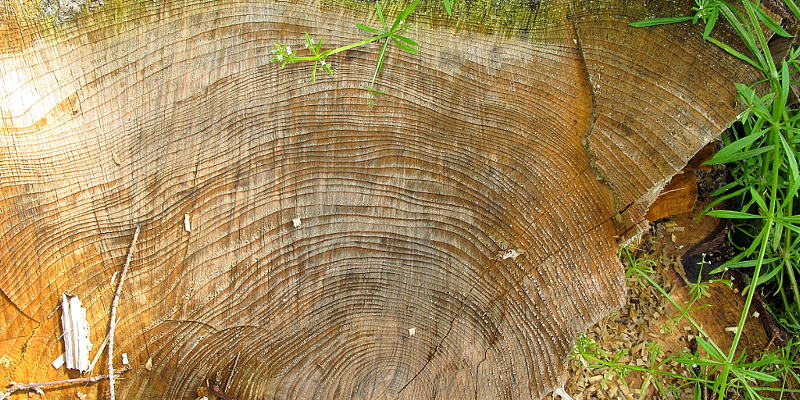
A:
[0,0,755,398]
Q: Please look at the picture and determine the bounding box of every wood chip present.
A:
[501,249,523,260]
[121,353,129,366]
[51,353,65,369]
[292,217,301,228]
[408,327,416,337]
[111,152,121,166]
[184,214,191,232]
[145,357,153,371]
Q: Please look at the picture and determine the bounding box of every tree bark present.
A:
[0,0,755,399]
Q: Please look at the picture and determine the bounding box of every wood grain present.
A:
[0,1,755,399]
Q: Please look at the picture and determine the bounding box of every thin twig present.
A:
[108,225,141,400]
[225,353,240,392]
[87,318,118,374]
[0,367,130,400]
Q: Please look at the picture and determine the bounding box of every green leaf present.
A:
[754,262,783,286]
[749,186,769,216]
[706,210,762,219]
[755,4,792,38]
[376,2,387,29]
[706,37,760,70]
[787,0,800,20]
[392,38,419,54]
[628,16,693,27]
[442,0,452,16]
[709,257,780,274]
[393,34,419,47]
[734,367,780,383]
[718,4,760,61]
[305,32,314,52]
[363,85,386,95]
[355,23,382,35]
[392,0,421,31]
[778,61,791,116]
[703,8,719,39]
[780,221,800,235]
[707,128,766,164]
[696,337,726,361]
[707,146,772,164]
[779,133,800,196]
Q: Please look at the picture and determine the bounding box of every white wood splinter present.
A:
[60,294,92,373]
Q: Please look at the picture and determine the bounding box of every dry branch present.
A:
[108,226,141,400]
[0,368,131,400]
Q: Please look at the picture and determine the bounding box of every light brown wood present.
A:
[0,1,755,399]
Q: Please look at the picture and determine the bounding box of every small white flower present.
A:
[276,54,284,61]
[320,59,326,66]
[286,45,293,55]
[304,42,309,49]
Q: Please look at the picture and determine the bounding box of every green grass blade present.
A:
[629,16,692,27]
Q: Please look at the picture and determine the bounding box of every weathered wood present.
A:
[0,0,755,399]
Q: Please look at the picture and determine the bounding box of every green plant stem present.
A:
[742,1,777,80]
[718,122,781,399]
[290,33,392,63]
[787,241,800,313]
[579,354,715,384]
[371,39,391,87]
[626,251,727,357]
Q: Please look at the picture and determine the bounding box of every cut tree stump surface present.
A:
[0,0,756,399]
